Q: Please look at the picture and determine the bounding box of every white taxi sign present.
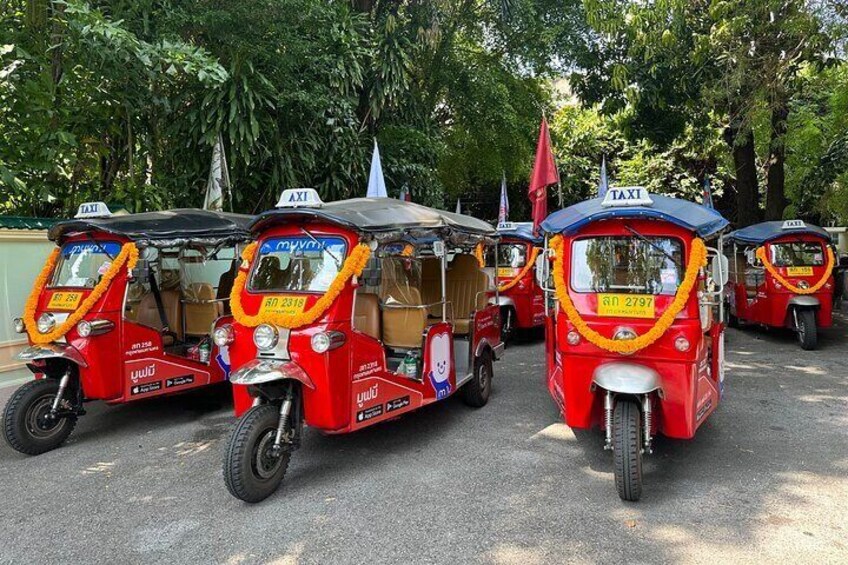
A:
[601,186,653,208]
[75,201,112,219]
[497,222,516,231]
[781,220,806,230]
[276,188,324,209]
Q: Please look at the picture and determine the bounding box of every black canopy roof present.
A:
[251,198,497,238]
[49,209,253,245]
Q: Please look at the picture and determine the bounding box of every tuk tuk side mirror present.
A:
[535,249,549,288]
[711,253,729,288]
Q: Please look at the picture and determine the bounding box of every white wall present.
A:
[0,230,53,372]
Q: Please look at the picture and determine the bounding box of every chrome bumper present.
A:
[592,362,661,395]
[17,343,88,367]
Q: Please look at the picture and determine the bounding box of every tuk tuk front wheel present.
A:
[3,379,77,455]
[461,351,492,408]
[223,403,292,503]
[796,309,818,350]
[613,399,643,502]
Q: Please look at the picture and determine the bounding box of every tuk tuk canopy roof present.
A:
[251,198,497,238]
[540,194,729,238]
[726,221,832,245]
[48,209,253,245]
[496,222,543,244]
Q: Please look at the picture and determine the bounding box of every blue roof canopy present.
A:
[496,222,542,244]
[726,221,831,245]
[540,194,729,238]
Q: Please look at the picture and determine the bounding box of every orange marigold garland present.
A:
[550,235,708,355]
[231,242,372,329]
[497,247,542,293]
[24,243,139,345]
[756,245,834,295]
[474,242,486,268]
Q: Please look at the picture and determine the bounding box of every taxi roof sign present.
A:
[497,222,516,231]
[781,219,806,230]
[276,188,324,209]
[601,186,653,208]
[75,202,112,219]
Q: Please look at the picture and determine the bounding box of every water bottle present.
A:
[198,338,211,363]
[403,351,418,380]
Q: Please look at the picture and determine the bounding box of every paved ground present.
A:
[1,318,847,565]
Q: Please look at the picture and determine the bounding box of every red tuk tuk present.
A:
[724,221,835,350]
[538,187,729,501]
[4,204,252,455]
[219,189,504,502]
[491,222,545,341]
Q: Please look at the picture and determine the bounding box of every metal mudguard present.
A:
[788,296,820,308]
[17,343,88,367]
[229,358,315,389]
[592,362,661,395]
[495,296,516,308]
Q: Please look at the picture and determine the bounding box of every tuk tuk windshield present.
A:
[249,235,347,293]
[571,236,683,295]
[769,241,825,267]
[50,241,122,288]
[486,244,527,268]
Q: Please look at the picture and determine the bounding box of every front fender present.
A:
[495,296,516,308]
[17,343,88,368]
[788,296,820,308]
[230,358,315,389]
[592,362,661,395]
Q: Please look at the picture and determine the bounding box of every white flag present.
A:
[204,133,230,211]
[598,155,609,198]
[455,198,461,214]
[366,140,388,198]
[498,172,509,224]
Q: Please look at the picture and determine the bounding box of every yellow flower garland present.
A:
[550,235,708,355]
[401,244,415,257]
[474,242,486,268]
[756,245,834,295]
[498,247,542,292]
[230,241,373,329]
[24,242,139,345]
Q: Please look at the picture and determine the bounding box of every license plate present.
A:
[597,294,655,319]
[498,267,517,278]
[47,291,83,310]
[787,266,813,276]
[259,295,307,316]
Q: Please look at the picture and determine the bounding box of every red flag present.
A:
[528,118,559,234]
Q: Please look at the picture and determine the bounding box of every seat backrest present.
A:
[421,258,442,317]
[184,282,221,337]
[136,289,183,340]
[446,254,489,322]
[382,286,427,348]
[354,292,381,340]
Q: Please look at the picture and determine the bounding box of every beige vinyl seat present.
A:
[136,290,183,345]
[354,292,381,340]
[445,254,489,335]
[379,259,428,349]
[184,282,222,338]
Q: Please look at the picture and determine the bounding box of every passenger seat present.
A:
[381,286,428,349]
[184,282,222,338]
[135,290,183,344]
[446,254,489,335]
[354,292,381,340]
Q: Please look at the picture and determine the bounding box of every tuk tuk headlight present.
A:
[311,331,346,353]
[253,324,279,351]
[213,324,234,347]
[566,330,581,346]
[13,317,25,334]
[674,336,691,352]
[76,320,92,337]
[37,313,55,334]
[76,319,114,337]
[798,280,810,290]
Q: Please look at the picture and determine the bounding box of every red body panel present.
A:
[27,234,232,404]
[228,222,503,433]
[496,238,545,330]
[545,220,723,440]
[727,234,834,329]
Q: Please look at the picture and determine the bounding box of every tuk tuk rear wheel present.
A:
[223,404,292,503]
[613,399,643,502]
[461,351,492,408]
[797,309,818,350]
[3,379,77,456]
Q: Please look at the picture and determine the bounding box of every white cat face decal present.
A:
[430,332,450,383]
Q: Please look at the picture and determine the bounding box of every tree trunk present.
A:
[765,101,789,220]
[725,115,760,227]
